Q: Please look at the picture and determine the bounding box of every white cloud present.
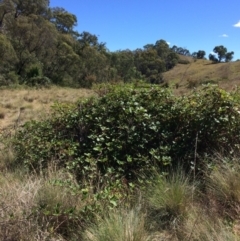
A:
[167,42,171,45]
[219,34,228,37]
[233,20,240,27]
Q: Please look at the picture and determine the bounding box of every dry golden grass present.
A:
[0,86,94,130]
[0,164,88,240]
[181,205,240,241]
[1,155,240,240]
[163,58,240,94]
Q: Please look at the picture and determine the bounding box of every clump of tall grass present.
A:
[0,172,42,240]
[83,207,148,241]
[0,143,16,171]
[181,206,240,241]
[32,167,90,238]
[206,156,240,218]
[145,169,195,230]
[0,167,86,240]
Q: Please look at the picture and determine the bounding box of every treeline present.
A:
[0,0,181,87]
[0,0,235,88]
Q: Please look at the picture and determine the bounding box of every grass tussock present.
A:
[145,169,195,227]
[1,158,240,240]
[0,111,5,119]
[83,208,147,241]
[206,156,240,219]
[0,166,86,240]
[0,146,15,171]
[0,173,43,240]
[181,206,240,241]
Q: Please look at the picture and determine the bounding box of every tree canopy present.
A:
[212,45,234,62]
[0,0,181,88]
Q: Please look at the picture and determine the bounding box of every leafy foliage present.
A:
[171,45,191,56]
[213,45,234,62]
[12,85,240,184]
[192,50,206,59]
[209,53,219,63]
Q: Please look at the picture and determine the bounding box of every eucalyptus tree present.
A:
[50,7,77,34]
[0,34,17,83]
[209,53,218,63]
[197,50,206,59]
[154,40,179,70]
[213,45,227,62]
[0,0,49,24]
[225,51,234,62]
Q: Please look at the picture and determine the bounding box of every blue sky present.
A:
[50,0,240,60]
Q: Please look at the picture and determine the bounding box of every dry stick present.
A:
[190,132,199,203]
[14,107,24,130]
[193,132,198,182]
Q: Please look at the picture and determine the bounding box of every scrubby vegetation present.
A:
[1,84,240,240]
[12,85,240,178]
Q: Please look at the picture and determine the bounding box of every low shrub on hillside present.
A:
[178,59,190,64]
[12,85,240,184]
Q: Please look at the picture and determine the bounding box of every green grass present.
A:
[83,208,147,241]
[144,169,195,232]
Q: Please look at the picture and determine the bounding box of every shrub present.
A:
[178,59,190,64]
[13,87,173,180]
[26,66,40,79]
[27,76,51,87]
[12,85,240,184]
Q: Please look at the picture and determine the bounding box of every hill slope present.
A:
[163,57,240,93]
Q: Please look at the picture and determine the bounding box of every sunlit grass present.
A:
[83,207,148,241]
[206,156,240,219]
[181,205,240,241]
[162,57,240,94]
[0,86,94,130]
[0,165,86,240]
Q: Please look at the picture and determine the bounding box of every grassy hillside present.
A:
[163,57,240,93]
